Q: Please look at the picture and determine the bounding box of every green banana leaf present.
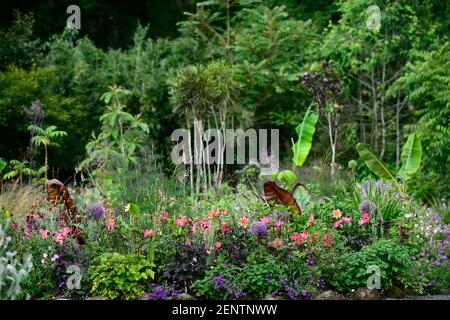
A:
[291,183,310,211]
[398,133,422,181]
[356,143,397,181]
[291,108,319,167]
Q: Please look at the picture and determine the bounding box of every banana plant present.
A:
[398,133,422,181]
[270,107,319,191]
[291,107,319,170]
[356,133,422,195]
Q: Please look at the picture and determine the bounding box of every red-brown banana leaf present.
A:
[263,181,302,216]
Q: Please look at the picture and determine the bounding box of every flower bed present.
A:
[1,179,448,300]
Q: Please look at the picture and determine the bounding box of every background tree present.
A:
[78,85,149,196]
[27,125,67,181]
[3,160,33,185]
[321,0,440,164]
[168,60,238,195]
[392,43,450,201]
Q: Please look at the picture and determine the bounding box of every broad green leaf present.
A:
[291,108,319,167]
[356,144,397,181]
[398,133,422,180]
[291,183,310,210]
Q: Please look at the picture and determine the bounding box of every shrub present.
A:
[161,240,208,292]
[192,258,247,300]
[193,250,286,299]
[330,239,411,292]
[89,252,154,299]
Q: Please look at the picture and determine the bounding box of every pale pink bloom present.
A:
[214,242,221,249]
[333,220,343,229]
[62,227,72,236]
[53,228,72,244]
[359,213,371,225]
[53,234,64,244]
[274,221,285,228]
[175,216,187,227]
[39,229,48,240]
[143,229,153,238]
[161,211,169,221]
[238,217,249,228]
[300,230,309,241]
[260,216,270,225]
[198,219,208,231]
[223,208,229,215]
[342,216,352,223]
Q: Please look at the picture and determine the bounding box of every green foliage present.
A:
[79,85,149,200]
[168,60,239,122]
[28,124,67,181]
[291,108,319,168]
[0,1,449,301]
[0,65,73,168]
[356,134,423,193]
[193,250,285,299]
[394,43,449,200]
[0,11,40,68]
[233,5,318,129]
[89,252,154,300]
[28,125,67,147]
[356,144,399,183]
[240,251,284,298]
[331,239,411,292]
[3,160,33,184]
[0,158,8,184]
[273,170,297,190]
[398,133,422,181]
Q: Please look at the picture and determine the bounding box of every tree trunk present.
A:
[395,94,401,169]
[380,103,386,160]
[358,89,366,144]
[45,144,48,181]
[379,62,386,160]
[370,67,378,153]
